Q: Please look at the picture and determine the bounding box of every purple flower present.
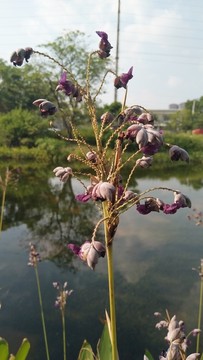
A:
[96,31,113,58]
[28,243,41,267]
[163,203,180,214]
[137,112,154,125]
[53,166,72,182]
[33,99,57,116]
[91,182,116,202]
[174,191,191,208]
[75,185,94,203]
[125,124,142,141]
[136,204,152,215]
[10,47,33,66]
[141,143,160,155]
[114,66,133,89]
[100,112,114,124]
[53,281,73,311]
[56,72,82,102]
[136,198,164,215]
[86,151,97,163]
[75,193,92,202]
[136,156,153,168]
[169,145,189,163]
[67,241,106,270]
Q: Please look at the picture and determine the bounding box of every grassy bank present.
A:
[0,131,202,165]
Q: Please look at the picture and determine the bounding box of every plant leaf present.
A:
[97,323,112,360]
[15,338,30,360]
[145,349,154,360]
[77,340,94,360]
[0,337,9,360]
[200,353,203,360]
[105,310,112,345]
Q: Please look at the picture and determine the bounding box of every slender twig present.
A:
[0,187,6,235]
[62,309,66,360]
[34,265,50,360]
[196,270,203,353]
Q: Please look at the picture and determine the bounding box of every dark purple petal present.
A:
[96,31,108,40]
[141,143,160,155]
[120,66,133,86]
[75,194,91,202]
[163,203,180,214]
[136,204,152,215]
[59,72,67,85]
[114,67,133,89]
[67,244,80,255]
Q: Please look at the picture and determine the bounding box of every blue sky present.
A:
[1,0,203,109]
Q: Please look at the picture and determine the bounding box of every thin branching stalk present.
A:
[0,168,11,236]
[102,202,118,360]
[196,273,203,352]
[33,50,75,83]
[34,265,50,360]
[86,51,98,100]
[0,186,6,235]
[121,87,128,111]
[61,308,66,360]
[93,69,116,102]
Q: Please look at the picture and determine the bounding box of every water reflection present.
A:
[0,164,202,359]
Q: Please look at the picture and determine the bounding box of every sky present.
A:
[1,0,203,109]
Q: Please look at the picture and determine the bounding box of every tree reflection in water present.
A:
[2,165,103,267]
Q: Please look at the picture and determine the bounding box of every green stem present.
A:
[34,265,50,360]
[196,277,203,353]
[0,188,6,235]
[62,309,66,360]
[102,202,118,360]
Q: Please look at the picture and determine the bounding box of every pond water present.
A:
[0,165,202,359]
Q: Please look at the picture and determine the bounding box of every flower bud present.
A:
[174,191,191,208]
[100,112,114,124]
[136,156,153,168]
[125,124,142,141]
[86,151,97,163]
[33,99,57,116]
[53,166,72,182]
[169,145,189,163]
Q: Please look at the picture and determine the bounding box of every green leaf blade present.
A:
[15,338,30,360]
[0,337,9,360]
[77,340,94,360]
[97,323,112,360]
[145,349,154,360]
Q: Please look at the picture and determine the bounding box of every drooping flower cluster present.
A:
[28,243,41,267]
[53,166,73,182]
[150,313,201,360]
[137,191,191,215]
[53,281,73,312]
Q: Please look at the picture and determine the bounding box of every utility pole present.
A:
[114,0,121,103]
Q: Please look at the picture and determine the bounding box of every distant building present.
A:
[169,103,179,110]
[150,103,184,127]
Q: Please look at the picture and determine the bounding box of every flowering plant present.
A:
[11,30,192,359]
